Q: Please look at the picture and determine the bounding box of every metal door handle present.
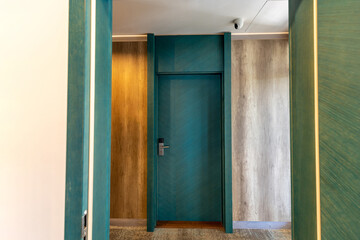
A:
[158,138,170,156]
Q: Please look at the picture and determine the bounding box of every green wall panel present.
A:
[92,0,112,239]
[223,32,233,233]
[65,0,90,239]
[147,33,157,232]
[318,0,360,239]
[289,0,317,239]
[156,35,223,73]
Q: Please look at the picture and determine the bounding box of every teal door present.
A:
[158,74,222,221]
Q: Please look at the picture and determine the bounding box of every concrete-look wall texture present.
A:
[232,40,291,222]
[0,1,69,239]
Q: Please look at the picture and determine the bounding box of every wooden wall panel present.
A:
[110,42,147,219]
[232,40,291,222]
[318,1,360,239]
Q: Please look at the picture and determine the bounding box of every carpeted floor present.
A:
[110,226,291,240]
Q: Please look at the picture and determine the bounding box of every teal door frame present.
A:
[147,33,233,233]
[65,0,91,238]
[64,1,323,239]
[65,0,112,239]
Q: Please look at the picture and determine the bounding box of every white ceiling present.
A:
[113,0,288,35]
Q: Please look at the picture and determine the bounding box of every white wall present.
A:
[0,1,69,239]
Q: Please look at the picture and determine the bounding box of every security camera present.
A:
[233,18,244,30]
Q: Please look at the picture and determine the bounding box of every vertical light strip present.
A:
[88,0,96,239]
[314,0,321,239]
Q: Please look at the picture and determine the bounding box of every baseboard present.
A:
[110,219,291,230]
[233,221,291,230]
[156,221,223,229]
[110,218,147,227]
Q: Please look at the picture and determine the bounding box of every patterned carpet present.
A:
[110,226,291,240]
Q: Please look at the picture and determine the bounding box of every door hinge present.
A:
[81,210,88,240]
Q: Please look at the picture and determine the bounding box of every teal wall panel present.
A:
[157,74,222,222]
[92,0,112,239]
[65,0,90,239]
[82,0,91,217]
[318,0,360,239]
[289,0,317,239]
[156,35,223,73]
[147,34,157,232]
[223,32,232,233]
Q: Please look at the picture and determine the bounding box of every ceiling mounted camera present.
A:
[233,18,244,30]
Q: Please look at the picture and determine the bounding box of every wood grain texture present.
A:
[318,0,360,239]
[110,39,291,228]
[110,42,147,219]
[231,40,291,222]
[289,1,318,238]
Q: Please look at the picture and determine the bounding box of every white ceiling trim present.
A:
[112,32,288,42]
[112,34,147,42]
[232,32,288,40]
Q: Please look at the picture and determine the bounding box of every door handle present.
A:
[158,138,170,156]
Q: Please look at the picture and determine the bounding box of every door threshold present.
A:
[156,221,223,229]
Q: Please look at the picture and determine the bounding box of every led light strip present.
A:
[87,0,96,239]
[314,0,321,239]
[232,32,288,35]
[112,34,147,42]
[112,34,147,37]
[112,32,289,42]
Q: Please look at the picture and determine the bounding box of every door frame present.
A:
[65,0,112,239]
[64,0,91,238]
[146,33,233,233]
[64,1,322,239]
